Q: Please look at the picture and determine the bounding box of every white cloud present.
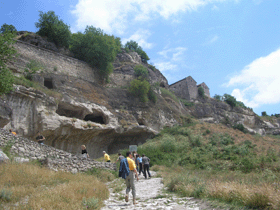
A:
[154,47,187,73]
[71,0,228,33]
[211,5,219,11]
[225,48,280,108]
[202,35,219,46]
[158,47,187,61]
[154,62,177,72]
[122,29,153,49]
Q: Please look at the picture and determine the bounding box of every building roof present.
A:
[169,76,196,87]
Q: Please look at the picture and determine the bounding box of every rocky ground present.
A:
[101,171,224,210]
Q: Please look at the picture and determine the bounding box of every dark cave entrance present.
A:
[84,114,106,124]
[44,78,54,89]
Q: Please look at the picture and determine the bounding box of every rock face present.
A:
[0,128,116,171]
[1,33,279,159]
[186,97,280,135]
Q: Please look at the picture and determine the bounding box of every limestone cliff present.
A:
[1,32,279,158]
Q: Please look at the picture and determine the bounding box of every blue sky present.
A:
[1,0,280,116]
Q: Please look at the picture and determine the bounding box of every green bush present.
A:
[124,40,150,63]
[35,11,71,48]
[134,64,148,79]
[0,188,13,201]
[0,67,14,95]
[148,88,157,103]
[24,60,45,80]
[129,79,150,103]
[232,123,247,133]
[198,86,205,98]
[70,26,121,82]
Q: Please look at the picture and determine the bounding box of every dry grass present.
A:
[0,162,109,209]
[159,166,280,209]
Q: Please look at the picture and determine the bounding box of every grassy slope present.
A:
[134,120,280,209]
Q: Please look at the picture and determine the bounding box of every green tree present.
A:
[0,27,16,95]
[70,26,121,81]
[223,94,237,107]
[35,11,71,48]
[0,24,17,34]
[198,86,205,98]
[124,40,150,63]
[261,111,268,116]
[129,79,150,103]
[214,94,222,101]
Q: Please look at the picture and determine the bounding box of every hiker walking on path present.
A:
[119,151,139,205]
[137,154,143,175]
[142,154,151,179]
[36,132,45,145]
[103,151,111,162]
[81,145,89,159]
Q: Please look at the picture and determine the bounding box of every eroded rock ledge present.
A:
[0,128,116,172]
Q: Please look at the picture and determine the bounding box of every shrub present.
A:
[0,67,14,95]
[124,40,150,63]
[232,123,247,133]
[198,86,205,98]
[0,188,13,201]
[223,94,237,107]
[129,79,150,103]
[70,26,121,82]
[35,11,71,48]
[24,60,45,80]
[148,88,157,103]
[134,64,148,79]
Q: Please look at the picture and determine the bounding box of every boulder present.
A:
[0,149,9,163]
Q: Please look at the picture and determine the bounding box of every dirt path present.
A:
[101,171,221,210]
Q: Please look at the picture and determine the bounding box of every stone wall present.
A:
[169,76,210,101]
[9,41,97,82]
[0,128,116,173]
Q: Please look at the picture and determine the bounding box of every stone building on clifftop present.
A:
[169,76,210,100]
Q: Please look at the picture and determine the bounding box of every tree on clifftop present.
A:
[125,40,150,63]
[70,26,121,82]
[35,11,71,48]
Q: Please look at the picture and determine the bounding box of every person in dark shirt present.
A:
[36,132,45,145]
[142,154,151,179]
[81,145,89,159]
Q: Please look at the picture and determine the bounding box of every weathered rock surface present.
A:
[0,128,116,171]
[0,148,9,163]
[186,97,280,135]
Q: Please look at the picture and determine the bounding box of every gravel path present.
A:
[101,171,221,210]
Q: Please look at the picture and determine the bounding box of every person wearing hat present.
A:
[103,151,111,162]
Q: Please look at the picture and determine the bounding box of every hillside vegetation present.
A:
[134,120,280,209]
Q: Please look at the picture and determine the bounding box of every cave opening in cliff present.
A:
[137,119,145,126]
[44,78,54,89]
[56,103,84,119]
[84,114,106,124]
